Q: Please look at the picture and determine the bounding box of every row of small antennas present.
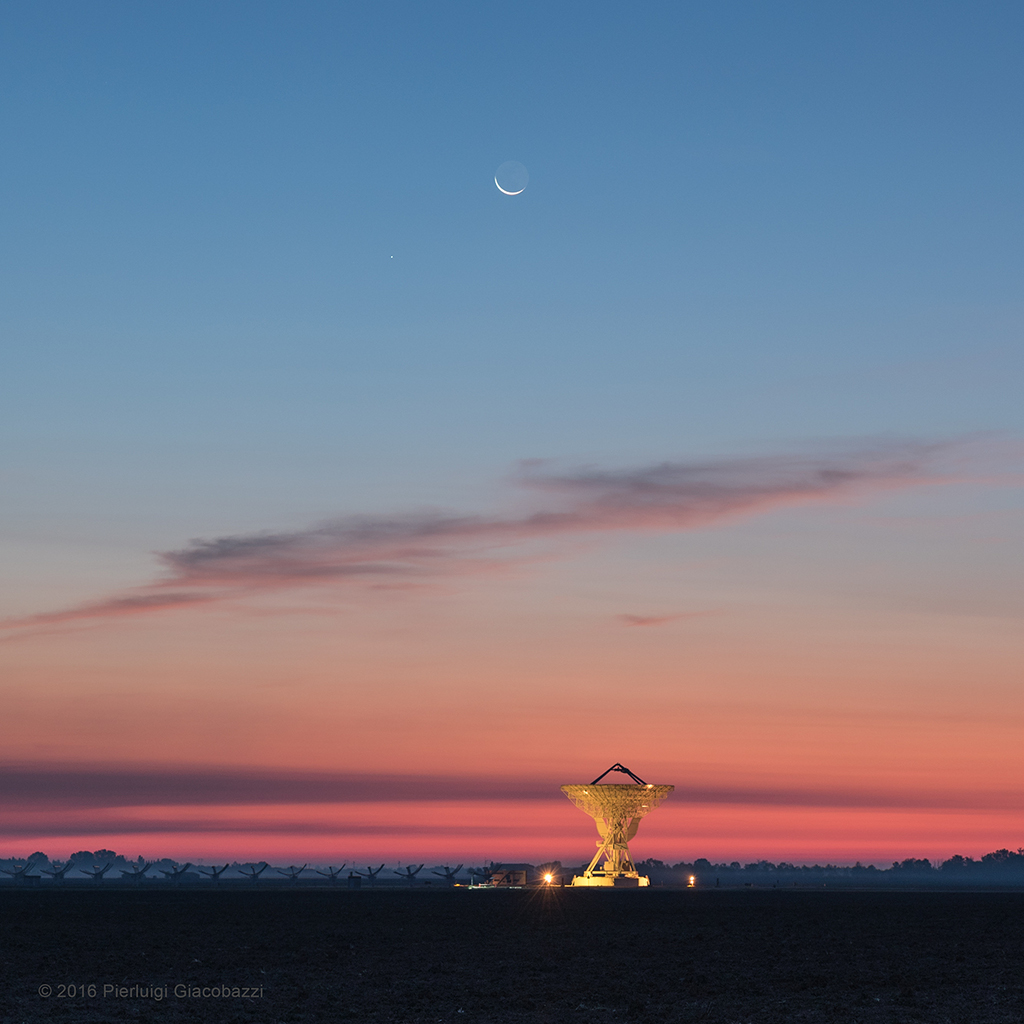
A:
[0,857,472,884]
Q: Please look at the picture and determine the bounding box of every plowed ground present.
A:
[3,887,1024,1023]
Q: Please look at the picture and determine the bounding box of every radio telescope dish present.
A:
[561,763,673,887]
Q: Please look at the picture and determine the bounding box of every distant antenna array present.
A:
[1,857,41,882]
[1,857,486,886]
[355,864,385,886]
[315,864,346,883]
[160,863,192,882]
[40,860,74,882]
[394,864,424,884]
[432,864,463,885]
[81,862,114,881]
[197,863,230,881]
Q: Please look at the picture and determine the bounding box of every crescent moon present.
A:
[494,176,525,196]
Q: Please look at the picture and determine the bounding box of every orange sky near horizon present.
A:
[2,481,1023,866]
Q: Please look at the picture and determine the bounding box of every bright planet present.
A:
[494,160,528,195]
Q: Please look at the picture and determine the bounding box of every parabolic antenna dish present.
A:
[494,160,528,195]
[561,783,674,821]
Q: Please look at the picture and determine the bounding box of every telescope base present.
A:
[570,874,650,887]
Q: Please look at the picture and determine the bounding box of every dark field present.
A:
[3,887,1024,1023]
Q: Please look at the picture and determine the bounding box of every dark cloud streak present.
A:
[617,612,719,627]
[0,765,554,808]
[1,762,1019,814]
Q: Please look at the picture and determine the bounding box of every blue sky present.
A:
[3,3,1021,518]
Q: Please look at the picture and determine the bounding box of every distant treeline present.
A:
[4,849,1024,886]
[637,848,1024,885]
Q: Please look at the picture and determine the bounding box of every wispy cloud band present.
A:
[3,440,954,632]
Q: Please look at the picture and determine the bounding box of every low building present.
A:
[489,864,531,886]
